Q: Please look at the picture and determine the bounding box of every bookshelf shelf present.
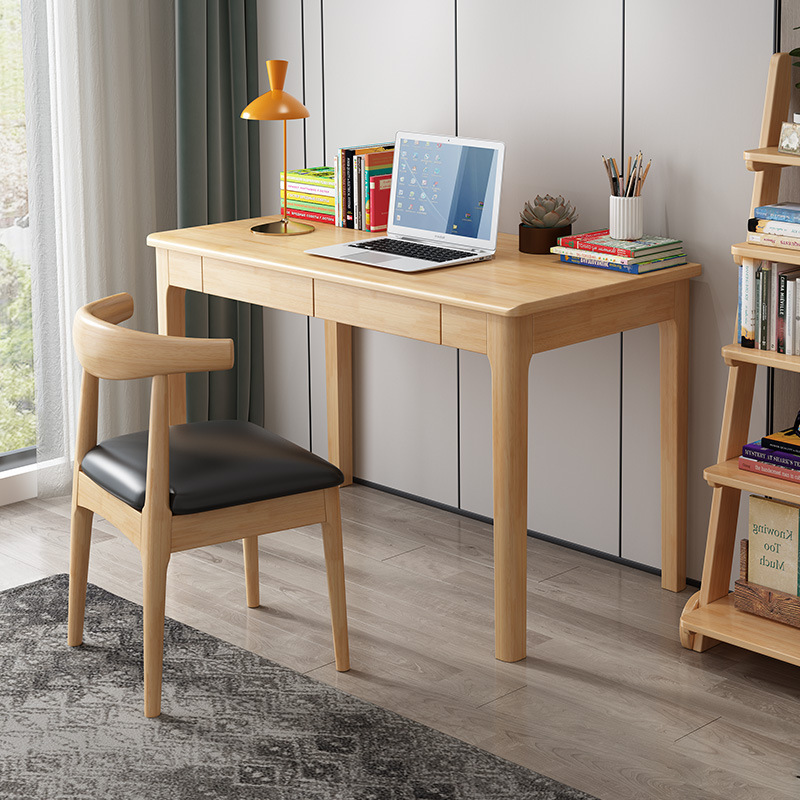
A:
[680,52,800,664]
[743,145,800,171]
[680,594,800,667]
[705,459,800,504]
[731,241,800,267]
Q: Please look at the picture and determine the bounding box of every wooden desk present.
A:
[148,217,701,662]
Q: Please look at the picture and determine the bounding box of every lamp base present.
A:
[251,219,315,236]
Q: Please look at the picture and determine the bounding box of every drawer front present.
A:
[169,251,202,291]
[203,258,313,315]
[441,306,487,353]
[314,281,441,344]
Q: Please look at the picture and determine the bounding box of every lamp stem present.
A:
[282,119,288,229]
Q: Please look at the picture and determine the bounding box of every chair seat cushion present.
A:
[80,420,344,515]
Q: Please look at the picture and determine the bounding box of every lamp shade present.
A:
[240,60,309,121]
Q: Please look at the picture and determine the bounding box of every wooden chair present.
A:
[68,293,349,717]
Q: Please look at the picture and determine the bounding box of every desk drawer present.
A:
[203,258,313,315]
[314,281,441,344]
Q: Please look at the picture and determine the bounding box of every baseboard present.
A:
[352,477,701,589]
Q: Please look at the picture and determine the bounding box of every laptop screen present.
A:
[388,133,504,250]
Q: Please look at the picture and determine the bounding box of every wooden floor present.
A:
[1,484,799,799]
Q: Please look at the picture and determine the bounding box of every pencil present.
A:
[602,155,615,195]
[636,160,651,196]
[611,158,621,196]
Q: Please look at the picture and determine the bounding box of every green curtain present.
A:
[175,0,264,424]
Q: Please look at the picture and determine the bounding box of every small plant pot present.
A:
[519,223,571,255]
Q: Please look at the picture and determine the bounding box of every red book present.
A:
[739,455,800,485]
[556,229,682,258]
[367,174,392,232]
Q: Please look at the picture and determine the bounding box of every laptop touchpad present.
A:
[348,251,401,265]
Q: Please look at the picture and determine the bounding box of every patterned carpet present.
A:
[0,575,598,800]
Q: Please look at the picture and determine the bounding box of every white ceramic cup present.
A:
[609,195,643,240]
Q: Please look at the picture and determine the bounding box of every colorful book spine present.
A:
[788,278,796,356]
[762,427,800,456]
[549,245,683,265]
[281,181,336,197]
[282,207,336,223]
[749,217,800,236]
[367,174,391,232]
[556,229,682,257]
[747,495,800,595]
[280,167,335,186]
[754,204,800,224]
[746,231,800,249]
[743,440,800,469]
[284,199,337,214]
[284,190,335,206]
[557,254,686,274]
[739,260,756,348]
[739,456,800,484]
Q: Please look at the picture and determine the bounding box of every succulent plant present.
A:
[520,195,578,228]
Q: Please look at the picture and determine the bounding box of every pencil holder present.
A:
[609,195,643,240]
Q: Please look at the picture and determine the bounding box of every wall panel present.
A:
[456,0,623,555]
[623,0,772,578]
[309,0,459,502]
[256,2,313,446]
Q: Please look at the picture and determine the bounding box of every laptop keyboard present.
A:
[351,238,474,263]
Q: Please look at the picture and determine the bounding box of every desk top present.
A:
[148,217,701,318]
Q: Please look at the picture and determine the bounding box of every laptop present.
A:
[305,132,505,272]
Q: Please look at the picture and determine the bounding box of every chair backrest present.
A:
[73,293,233,380]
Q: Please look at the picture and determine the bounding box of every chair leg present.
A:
[242,535,260,608]
[141,539,170,718]
[68,504,94,647]
[321,488,350,671]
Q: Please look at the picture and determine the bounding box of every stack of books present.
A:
[550,229,686,274]
[280,167,336,225]
[746,202,800,251]
[736,260,800,352]
[334,141,394,231]
[740,425,800,485]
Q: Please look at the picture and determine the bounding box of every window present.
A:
[0,0,35,468]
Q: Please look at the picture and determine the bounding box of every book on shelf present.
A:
[762,426,800,456]
[739,455,800,484]
[743,439,800,469]
[746,230,800,249]
[553,252,687,274]
[738,261,800,353]
[284,190,335,206]
[748,495,800,595]
[748,216,800,236]
[555,229,682,257]
[739,260,756,348]
[754,202,800,224]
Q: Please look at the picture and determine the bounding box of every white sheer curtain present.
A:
[22,0,176,496]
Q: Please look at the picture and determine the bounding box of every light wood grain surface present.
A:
[3,485,800,799]
[147,218,701,318]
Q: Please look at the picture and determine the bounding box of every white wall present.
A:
[256,0,774,583]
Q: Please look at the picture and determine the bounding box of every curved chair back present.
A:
[73,293,234,380]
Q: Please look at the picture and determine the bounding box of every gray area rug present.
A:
[0,575,598,800]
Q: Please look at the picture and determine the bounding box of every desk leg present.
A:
[488,315,532,662]
[324,320,354,485]
[658,280,689,591]
[155,248,187,425]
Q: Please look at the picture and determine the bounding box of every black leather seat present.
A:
[81,419,344,516]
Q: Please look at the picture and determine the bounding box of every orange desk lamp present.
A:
[241,59,313,236]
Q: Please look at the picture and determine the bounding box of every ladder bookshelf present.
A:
[679,52,800,664]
